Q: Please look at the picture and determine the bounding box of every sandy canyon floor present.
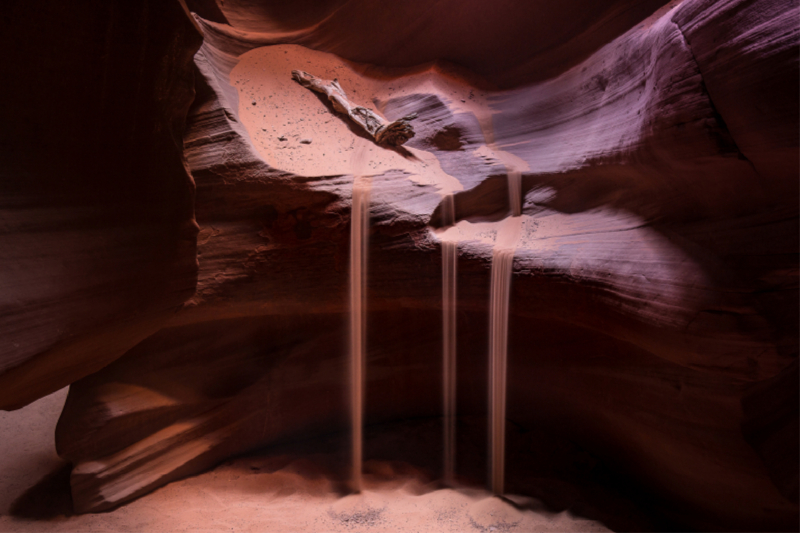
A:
[0,389,613,532]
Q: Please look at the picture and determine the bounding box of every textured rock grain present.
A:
[2,0,796,530]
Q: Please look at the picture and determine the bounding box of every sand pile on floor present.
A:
[4,457,610,533]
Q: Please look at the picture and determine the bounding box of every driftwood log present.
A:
[292,69,417,147]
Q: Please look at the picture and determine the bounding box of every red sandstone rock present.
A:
[206,0,674,88]
[0,0,202,410]
[1,0,797,530]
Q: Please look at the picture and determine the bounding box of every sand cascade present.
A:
[349,142,371,492]
[440,194,458,485]
[488,170,523,494]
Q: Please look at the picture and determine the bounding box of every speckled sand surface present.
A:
[230,44,528,195]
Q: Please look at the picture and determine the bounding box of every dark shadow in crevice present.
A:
[9,461,73,519]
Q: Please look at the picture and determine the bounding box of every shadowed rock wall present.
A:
[1,0,797,530]
[0,1,202,409]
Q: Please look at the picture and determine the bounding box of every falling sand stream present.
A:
[349,140,371,493]
[441,194,458,485]
[343,96,523,494]
[471,106,529,496]
[489,169,523,495]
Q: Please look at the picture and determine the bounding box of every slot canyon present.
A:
[1,0,798,531]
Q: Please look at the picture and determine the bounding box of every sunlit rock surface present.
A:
[1,0,797,530]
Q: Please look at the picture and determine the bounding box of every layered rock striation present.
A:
[2,0,797,530]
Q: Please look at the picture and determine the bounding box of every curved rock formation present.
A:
[204,0,675,88]
[2,0,797,531]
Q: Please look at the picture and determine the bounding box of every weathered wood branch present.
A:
[292,69,417,147]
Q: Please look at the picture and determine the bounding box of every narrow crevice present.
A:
[670,18,764,180]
